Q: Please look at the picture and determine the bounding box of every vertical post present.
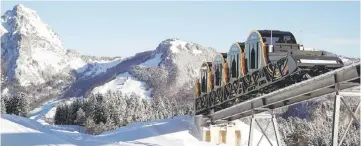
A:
[332,93,341,146]
[270,29,273,44]
[272,114,281,146]
[270,30,274,52]
[248,115,255,146]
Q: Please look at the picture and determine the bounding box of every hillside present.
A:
[86,38,218,100]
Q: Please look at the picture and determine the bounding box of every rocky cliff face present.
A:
[1,4,120,106]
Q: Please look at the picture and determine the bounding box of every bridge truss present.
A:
[195,62,360,146]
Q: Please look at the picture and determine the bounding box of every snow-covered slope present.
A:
[92,72,152,98]
[1,114,224,146]
[1,115,75,146]
[90,38,219,100]
[2,110,277,146]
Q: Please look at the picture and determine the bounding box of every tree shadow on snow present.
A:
[1,133,72,146]
[126,141,162,146]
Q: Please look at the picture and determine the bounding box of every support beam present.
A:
[272,114,282,146]
[331,90,341,146]
[339,91,360,97]
[248,115,255,146]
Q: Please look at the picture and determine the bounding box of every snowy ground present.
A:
[1,99,276,146]
[1,114,224,146]
[92,72,152,98]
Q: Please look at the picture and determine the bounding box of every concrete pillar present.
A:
[235,130,241,146]
[203,127,211,142]
[219,127,227,144]
[226,125,236,146]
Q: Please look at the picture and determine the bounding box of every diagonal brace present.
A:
[340,97,360,125]
[257,121,271,146]
[338,101,360,146]
[255,119,274,146]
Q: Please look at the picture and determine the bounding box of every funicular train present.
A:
[194,30,344,115]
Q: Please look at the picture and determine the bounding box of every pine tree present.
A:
[75,108,86,126]
[163,97,172,118]
[141,98,151,122]
[54,103,66,124]
[124,95,136,125]
[1,98,6,114]
[170,99,178,117]
[6,93,29,116]
[93,94,107,124]
[85,117,96,134]
[69,99,83,124]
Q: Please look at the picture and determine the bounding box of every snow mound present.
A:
[92,72,152,98]
[1,114,76,146]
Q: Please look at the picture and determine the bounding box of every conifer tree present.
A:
[75,108,86,126]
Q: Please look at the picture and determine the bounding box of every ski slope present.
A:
[1,114,224,146]
[91,72,152,98]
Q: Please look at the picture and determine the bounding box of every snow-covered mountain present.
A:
[1,4,121,104]
[2,4,80,86]
[89,38,218,99]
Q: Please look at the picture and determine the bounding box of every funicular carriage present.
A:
[195,30,344,115]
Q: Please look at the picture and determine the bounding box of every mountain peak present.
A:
[155,38,208,55]
[3,4,39,22]
[13,4,34,14]
[2,4,63,51]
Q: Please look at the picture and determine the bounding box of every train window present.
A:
[232,58,236,78]
[248,43,251,68]
[251,48,255,69]
[219,64,222,84]
[236,54,239,78]
[249,33,258,40]
[256,42,259,68]
[284,36,291,43]
[201,74,206,92]
[245,58,248,73]
[264,37,279,45]
[215,67,220,86]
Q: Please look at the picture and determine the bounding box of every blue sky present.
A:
[1,1,360,58]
